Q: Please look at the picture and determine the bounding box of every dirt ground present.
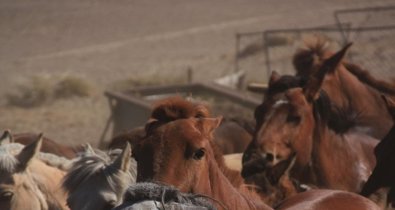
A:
[0,0,393,147]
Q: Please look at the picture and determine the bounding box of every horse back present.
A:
[277,190,380,210]
[14,133,81,159]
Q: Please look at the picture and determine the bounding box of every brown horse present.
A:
[361,96,395,207]
[132,97,271,210]
[242,46,378,194]
[132,97,380,210]
[260,155,380,210]
[1,130,84,159]
[293,38,395,139]
[107,127,146,150]
[0,134,69,210]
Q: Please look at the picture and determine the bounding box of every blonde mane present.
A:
[0,143,72,171]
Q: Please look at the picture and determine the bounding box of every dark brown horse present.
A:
[0,130,84,159]
[293,38,395,139]
[107,127,146,150]
[132,97,380,210]
[242,46,378,194]
[361,96,395,207]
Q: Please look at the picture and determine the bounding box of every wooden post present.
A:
[187,67,193,84]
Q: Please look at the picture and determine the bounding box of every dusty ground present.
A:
[0,0,393,146]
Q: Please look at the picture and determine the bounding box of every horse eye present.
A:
[193,148,205,160]
[0,191,14,201]
[286,115,301,124]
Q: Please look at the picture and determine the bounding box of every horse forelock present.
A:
[63,150,135,195]
[0,150,18,173]
[150,96,210,123]
[63,154,111,193]
[293,37,331,76]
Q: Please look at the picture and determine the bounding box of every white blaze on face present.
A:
[256,99,289,163]
[260,99,289,130]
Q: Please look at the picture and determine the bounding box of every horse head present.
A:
[0,133,64,210]
[133,115,221,193]
[242,44,350,182]
[63,144,135,210]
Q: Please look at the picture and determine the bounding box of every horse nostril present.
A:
[266,153,274,162]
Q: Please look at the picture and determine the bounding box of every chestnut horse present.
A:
[132,97,380,210]
[242,46,378,194]
[0,134,69,210]
[1,130,84,159]
[361,96,395,207]
[293,38,395,139]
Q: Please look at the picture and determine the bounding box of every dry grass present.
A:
[108,73,186,91]
[6,76,95,108]
[6,76,53,108]
[55,76,94,98]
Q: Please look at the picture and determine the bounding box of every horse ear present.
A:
[81,143,96,156]
[198,117,222,136]
[269,71,281,86]
[382,95,395,120]
[0,130,14,145]
[111,142,131,173]
[303,43,352,101]
[17,133,43,171]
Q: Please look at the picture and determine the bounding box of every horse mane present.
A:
[34,177,65,210]
[62,149,136,194]
[292,36,331,76]
[0,143,72,171]
[267,75,307,97]
[343,62,395,95]
[209,140,245,187]
[150,96,210,122]
[314,91,358,134]
[293,37,395,95]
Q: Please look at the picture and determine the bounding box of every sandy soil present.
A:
[0,0,393,147]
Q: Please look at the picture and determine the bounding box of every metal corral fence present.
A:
[100,82,261,146]
[235,5,395,84]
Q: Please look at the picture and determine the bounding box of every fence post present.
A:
[187,67,193,84]
[235,33,240,73]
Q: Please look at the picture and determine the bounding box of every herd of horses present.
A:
[2,37,395,210]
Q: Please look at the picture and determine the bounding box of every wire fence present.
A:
[235,5,395,85]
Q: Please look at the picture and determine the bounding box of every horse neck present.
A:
[310,117,377,192]
[324,67,392,138]
[29,160,68,210]
[195,148,272,210]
